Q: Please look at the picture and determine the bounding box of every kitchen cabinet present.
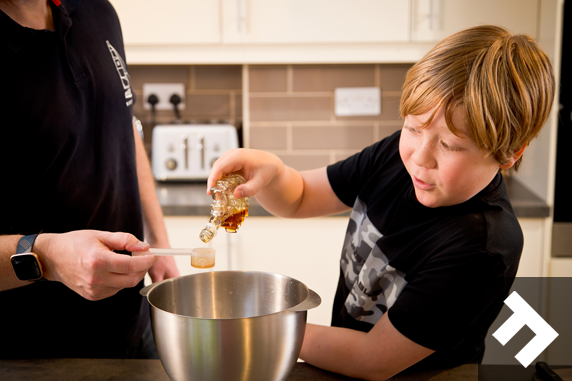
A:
[109,0,220,45]
[151,216,348,326]
[221,0,409,44]
[112,0,546,64]
[229,216,348,327]
[411,0,539,42]
[156,215,546,327]
[517,218,545,277]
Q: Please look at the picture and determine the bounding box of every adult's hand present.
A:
[34,230,158,301]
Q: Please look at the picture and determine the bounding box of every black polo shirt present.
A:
[0,0,147,358]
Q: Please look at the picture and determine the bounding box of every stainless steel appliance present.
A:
[152,124,239,181]
[140,271,321,381]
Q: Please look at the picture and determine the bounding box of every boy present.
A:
[207,25,554,380]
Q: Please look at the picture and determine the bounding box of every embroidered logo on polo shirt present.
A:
[106,40,133,107]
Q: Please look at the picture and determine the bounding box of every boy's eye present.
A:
[406,126,419,134]
[441,141,459,151]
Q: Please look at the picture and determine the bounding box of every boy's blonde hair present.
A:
[400,25,554,170]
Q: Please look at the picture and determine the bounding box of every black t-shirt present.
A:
[327,131,522,371]
[0,0,146,358]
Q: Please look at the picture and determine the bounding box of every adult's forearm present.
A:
[0,235,31,291]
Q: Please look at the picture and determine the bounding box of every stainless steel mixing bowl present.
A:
[140,271,321,381]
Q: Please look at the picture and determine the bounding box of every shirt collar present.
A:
[0,0,78,52]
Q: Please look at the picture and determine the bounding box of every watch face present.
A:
[11,254,43,281]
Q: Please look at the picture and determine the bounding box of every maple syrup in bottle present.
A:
[199,173,249,243]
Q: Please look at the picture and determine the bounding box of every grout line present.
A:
[287,122,293,152]
[229,91,235,121]
[287,65,293,95]
[331,91,336,123]
[249,120,403,127]
[242,64,250,148]
[250,92,331,97]
[189,66,195,91]
[382,91,402,97]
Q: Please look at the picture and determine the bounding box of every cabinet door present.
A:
[109,0,221,45]
[411,0,538,42]
[230,217,348,326]
[222,0,409,44]
[516,218,544,278]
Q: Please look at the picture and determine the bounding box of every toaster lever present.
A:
[182,134,189,170]
[198,135,205,170]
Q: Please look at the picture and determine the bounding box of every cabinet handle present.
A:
[237,0,243,34]
[429,0,434,30]
[237,0,248,37]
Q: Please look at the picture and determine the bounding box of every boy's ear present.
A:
[499,143,528,170]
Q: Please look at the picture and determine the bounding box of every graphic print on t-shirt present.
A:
[106,40,133,107]
[341,198,407,325]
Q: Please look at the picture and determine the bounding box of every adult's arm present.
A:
[0,231,158,299]
[132,122,179,282]
[300,314,435,380]
[0,235,30,292]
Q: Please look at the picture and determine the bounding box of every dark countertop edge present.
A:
[2,359,564,381]
[0,359,478,380]
[158,176,550,219]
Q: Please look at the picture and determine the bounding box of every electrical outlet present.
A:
[335,87,381,117]
[143,83,186,111]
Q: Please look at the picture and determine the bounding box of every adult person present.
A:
[0,0,179,358]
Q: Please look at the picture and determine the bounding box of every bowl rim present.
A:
[145,270,312,320]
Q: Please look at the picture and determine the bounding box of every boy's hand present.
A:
[207,148,285,199]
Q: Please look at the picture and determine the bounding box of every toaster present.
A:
[151,124,239,181]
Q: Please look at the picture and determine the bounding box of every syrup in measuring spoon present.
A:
[191,248,216,269]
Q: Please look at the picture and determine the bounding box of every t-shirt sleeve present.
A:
[327,131,401,207]
[387,249,511,351]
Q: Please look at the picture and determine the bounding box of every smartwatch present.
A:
[10,234,46,281]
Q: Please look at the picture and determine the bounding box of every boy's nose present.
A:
[412,141,437,169]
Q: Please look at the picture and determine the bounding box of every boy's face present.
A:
[399,106,502,208]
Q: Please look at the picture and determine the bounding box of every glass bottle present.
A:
[199,173,249,243]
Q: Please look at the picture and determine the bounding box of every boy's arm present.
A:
[207,149,349,218]
[300,314,435,381]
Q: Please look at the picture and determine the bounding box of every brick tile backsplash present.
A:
[249,65,288,92]
[378,64,413,91]
[129,63,408,171]
[278,154,332,172]
[193,65,242,90]
[129,65,189,91]
[292,125,374,150]
[292,64,375,91]
[250,126,288,150]
[185,94,230,117]
[250,96,332,121]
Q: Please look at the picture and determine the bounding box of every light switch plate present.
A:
[335,87,381,117]
[143,83,186,111]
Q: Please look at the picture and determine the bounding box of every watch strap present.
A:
[16,234,39,254]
